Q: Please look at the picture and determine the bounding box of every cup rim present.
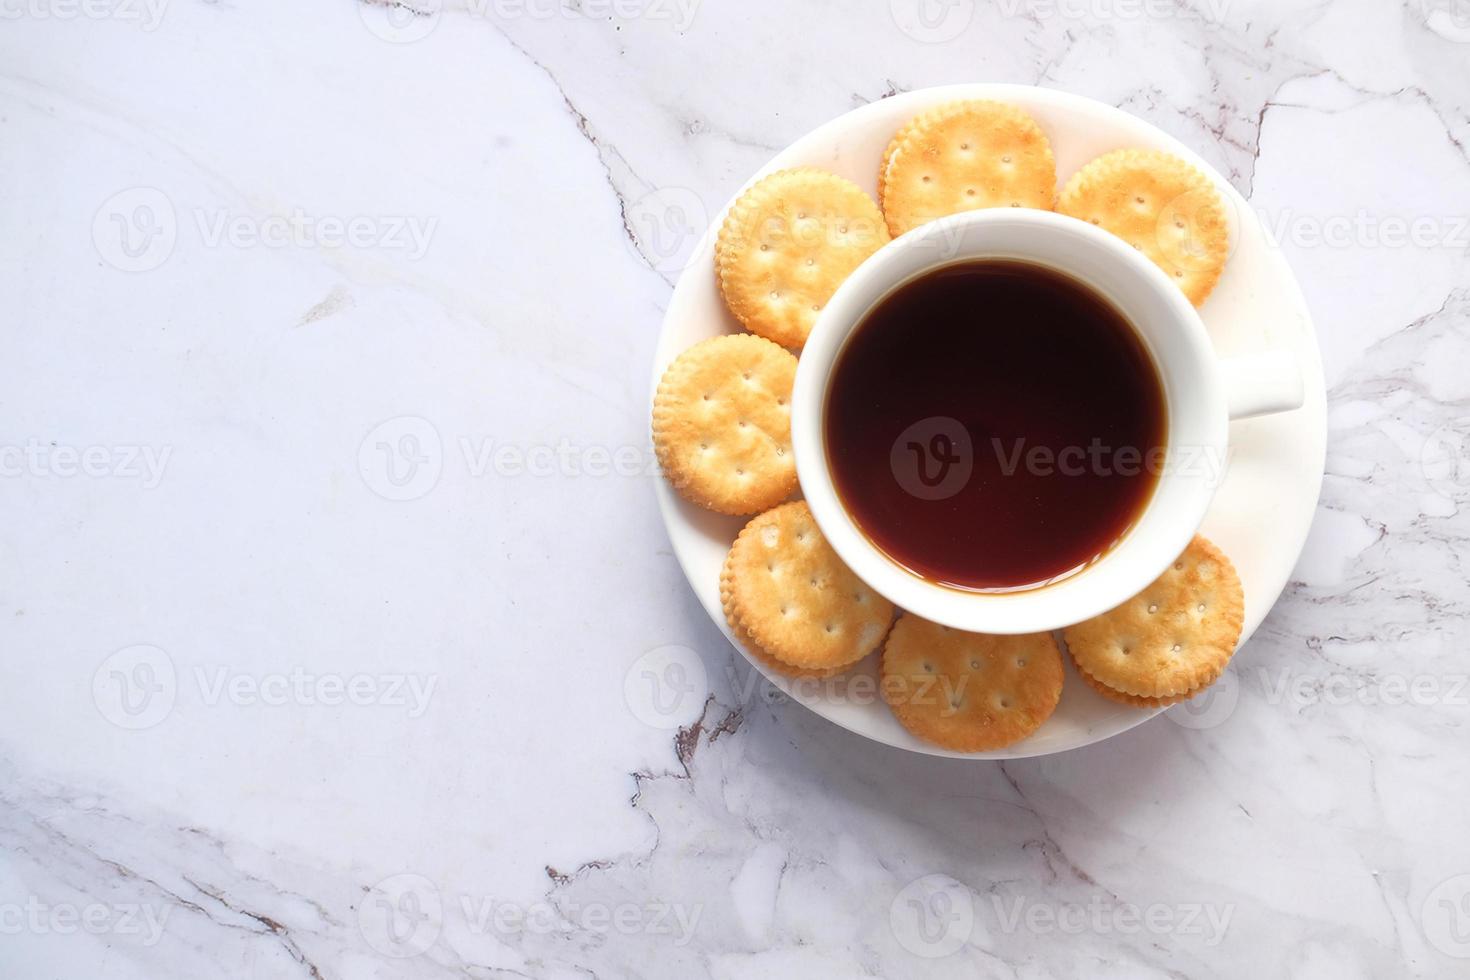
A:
[791,208,1228,634]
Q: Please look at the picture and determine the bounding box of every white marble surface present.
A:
[2,1,1467,977]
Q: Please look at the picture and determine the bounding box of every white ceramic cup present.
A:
[792,209,1304,635]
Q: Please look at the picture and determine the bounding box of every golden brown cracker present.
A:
[1071,657,1197,708]
[1058,148,1229,306]
[652,334,797,516]
[1063,536,1244,700]
[720,556,847,679]
[723,501,895,672]
[880,100,1057,237]
[877,132,902,212]
[881,614,1064,751]
[716,169,889,349]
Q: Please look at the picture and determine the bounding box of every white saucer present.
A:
[651,84,1326,759]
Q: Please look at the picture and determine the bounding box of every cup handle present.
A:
[1219,350,1305,421]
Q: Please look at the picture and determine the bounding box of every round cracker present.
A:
[879,100,1057,237]
[652,334,797,516]
[721,558,847,679]
[1071,655,1198,708]
[716,168,888,350]
[1057,148,1229,306]
[881,614,1064,752]
[1063,535,1244,700]
[723,502,894,672]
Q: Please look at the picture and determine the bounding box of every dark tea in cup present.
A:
[824,260,1167,591]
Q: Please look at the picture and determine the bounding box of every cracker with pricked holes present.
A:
[880,100,1057,237]
[716,169,888,349]
[881,614,1064,751]
[1063,535,1244,700]
[652,334,797,516]
[1058,148,1229,307]
[723,501,895,672]
[721,557,847,679]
